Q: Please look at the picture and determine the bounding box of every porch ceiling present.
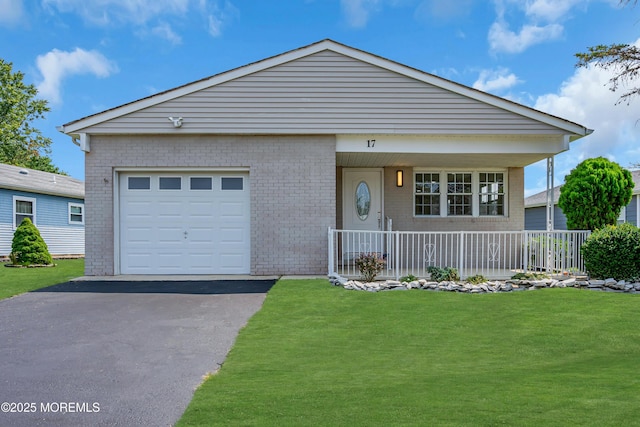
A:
[336,152,551,168]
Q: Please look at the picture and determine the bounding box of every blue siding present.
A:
[526,197,638,230]
[0,189,83,228]
[626,195,638,226]
[0,189,11,227]
[1,188,85,257]
[525,206,566,230]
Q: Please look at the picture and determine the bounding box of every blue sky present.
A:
[1,0,639,196]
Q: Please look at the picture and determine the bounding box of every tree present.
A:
[575,1,639,105]
[10,218,53,266]
[0,58,63,174]
[558,157,634,230]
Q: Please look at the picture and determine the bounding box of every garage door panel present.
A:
[219,254,247,272]
[124,227,154,243]
[219,201,246,218]
[188,227,215,242]
[219,227,247,244]
[125,201,154,217]
[120,172,250,275]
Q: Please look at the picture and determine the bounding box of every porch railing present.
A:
[328,229,591,280]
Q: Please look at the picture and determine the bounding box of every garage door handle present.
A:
[184,231,188,239]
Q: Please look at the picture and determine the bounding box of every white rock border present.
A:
[328,275,640,293]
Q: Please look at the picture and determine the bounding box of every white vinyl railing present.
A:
[328,229,591,280]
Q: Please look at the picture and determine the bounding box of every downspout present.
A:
[546,156,554,231]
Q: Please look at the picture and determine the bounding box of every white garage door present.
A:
[119,172,250,275]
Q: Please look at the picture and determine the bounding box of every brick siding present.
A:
[84,135,336,275]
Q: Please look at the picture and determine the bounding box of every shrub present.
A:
[355,253,386,282]
[427,266,459,282]
[10,218,53,266]
[399,274,419,283]
[466,274,488,284]
[581,223,640,281]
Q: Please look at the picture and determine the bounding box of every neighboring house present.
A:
[58,39,590,277]
[525,169,640,229]
[0,163,85,258]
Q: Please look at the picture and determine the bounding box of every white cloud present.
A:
[489,19,563,54]
[42,0,189,26]
[524,0,584,22]
[341,0,382,28]
[0,0,24,26]
[36,48,118,104]
[151,22,182,45]
[531,46,640,186]
[41,0,238,39]
[203,1,239,37]
[473,67,523,93]
[488,0,595,54]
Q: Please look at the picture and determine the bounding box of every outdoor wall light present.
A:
[396,170,404,187]
[168,116,183,128]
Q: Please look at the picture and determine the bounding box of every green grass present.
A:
[178,279,640,427]
[0,258,84,300]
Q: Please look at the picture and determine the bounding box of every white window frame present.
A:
[413,169,508,218]
[68,202,85,225]
[13,196,36,228]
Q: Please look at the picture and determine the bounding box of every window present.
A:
[478,173,505,216]
[159,177,181,190]
[221,177,243,190]
[414,171,507,217]
[69,203,84,224]
[415,173,440,216]
[190,177,212,190]
[13,196,36,228]
[128,177,150,190]
[447,173,472,216]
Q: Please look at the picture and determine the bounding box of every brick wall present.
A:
[84,135,336,276]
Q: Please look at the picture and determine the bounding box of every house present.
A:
[58,39,590,277]
[0,163,85,259]
[525,169,640,229]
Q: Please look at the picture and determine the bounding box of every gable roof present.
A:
[525,169,640,208]
[0,163,84,199]
[59,39,591,138]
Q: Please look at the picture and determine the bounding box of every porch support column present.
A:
[546,156,554,231]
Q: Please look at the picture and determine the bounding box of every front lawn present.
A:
[178,279,640,426]
[0,258,84,300]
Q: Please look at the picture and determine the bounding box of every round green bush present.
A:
[10,218,53,266]
[581,223,640,281]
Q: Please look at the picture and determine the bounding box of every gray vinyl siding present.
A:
[83,51,564,135]
[625,195,638,226]
[524,206,567,230]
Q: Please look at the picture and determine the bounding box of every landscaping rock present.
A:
[333,275,639,294]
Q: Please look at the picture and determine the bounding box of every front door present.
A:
[343,169,383,231]
[342,169,385,260]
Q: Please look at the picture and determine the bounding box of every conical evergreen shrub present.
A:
[10,218,53,266]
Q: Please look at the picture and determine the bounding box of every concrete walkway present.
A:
[0,279,275,426]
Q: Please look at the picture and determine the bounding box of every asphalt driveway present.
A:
[0,280,275,426]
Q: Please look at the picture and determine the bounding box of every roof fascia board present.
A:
[1,184,84,199]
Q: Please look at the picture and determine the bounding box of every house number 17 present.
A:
[367,139,376,148]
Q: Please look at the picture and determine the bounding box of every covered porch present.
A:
[333,133,590,280]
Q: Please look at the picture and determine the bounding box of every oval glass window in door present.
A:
[355,181,371,221]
